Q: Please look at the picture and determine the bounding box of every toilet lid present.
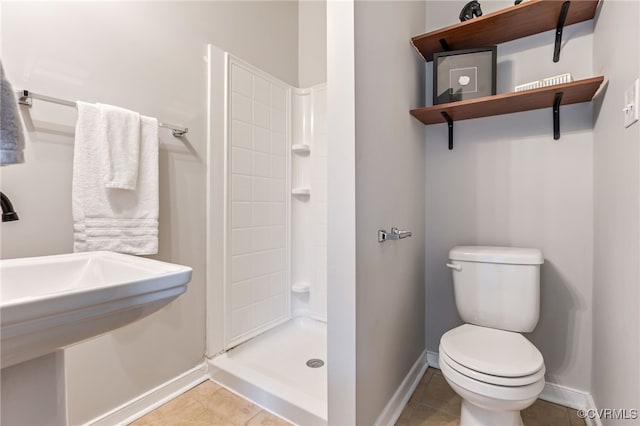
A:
[440,348,545,386]
[440,324,544,377]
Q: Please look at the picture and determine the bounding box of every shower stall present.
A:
[205,45,328,425]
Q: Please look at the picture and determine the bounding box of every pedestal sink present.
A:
[0,251,192,369]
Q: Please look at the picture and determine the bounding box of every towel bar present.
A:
[16,90,189,137]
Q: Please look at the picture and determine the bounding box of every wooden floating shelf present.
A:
[411,0,599,62]
[410,76,604,125]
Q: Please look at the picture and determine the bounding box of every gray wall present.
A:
[592,0,640,421]
[299,0,327,87]
[0,2,298,423]
[354,2,426,424]
[424,1,595,392]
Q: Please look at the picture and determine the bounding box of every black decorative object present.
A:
[459,1,483,21]
[433,46,497,105]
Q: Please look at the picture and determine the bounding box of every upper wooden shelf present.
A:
[410,76,604,125]
[411,0,599,62]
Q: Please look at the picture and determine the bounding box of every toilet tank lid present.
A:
[449,246,544,265]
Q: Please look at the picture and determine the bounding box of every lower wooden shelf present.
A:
[410,76,604,125]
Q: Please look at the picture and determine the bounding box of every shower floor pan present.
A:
[208,317,327,425]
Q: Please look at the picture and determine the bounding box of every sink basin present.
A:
[0,251,192,369]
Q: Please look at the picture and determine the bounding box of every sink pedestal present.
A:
[1,351,67,425]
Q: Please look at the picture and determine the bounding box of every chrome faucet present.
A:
[1,191,19,222]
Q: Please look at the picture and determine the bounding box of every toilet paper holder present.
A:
[378,227,412,243]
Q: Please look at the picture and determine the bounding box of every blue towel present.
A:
[0,60,25,165]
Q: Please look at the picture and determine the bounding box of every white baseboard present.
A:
[539,381,591,410]
[373,350,428,426]
[79,351,601,426]
[84,363,208,426]
[425,350,598,417]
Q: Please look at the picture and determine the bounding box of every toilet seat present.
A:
[440,324,545,386]
[440,347,545,387]
[439,351,545,404]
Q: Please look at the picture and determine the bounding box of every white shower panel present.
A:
[226,57,291,348]
[290,90,313,318]
[290,85,328,321]
[309,85,327,321]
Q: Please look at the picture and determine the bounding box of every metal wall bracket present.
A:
[553,1,571,62]
[441,111,454,150]
[553,92,563,140]
[17,90,34,107]
[439,38,451,51]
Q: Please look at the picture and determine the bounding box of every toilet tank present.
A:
[448,246,544,333]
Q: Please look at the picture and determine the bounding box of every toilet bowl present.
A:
[439,324,545,426]
[441,246,546,426]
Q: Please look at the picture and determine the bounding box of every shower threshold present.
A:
[208,317,327,426]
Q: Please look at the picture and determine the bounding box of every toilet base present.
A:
[440,350,542,426]
[460,399,523,426]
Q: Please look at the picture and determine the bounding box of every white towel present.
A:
[73,102,159,255]
[97,103,141,190]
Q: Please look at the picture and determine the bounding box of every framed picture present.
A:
[433,46,497,105]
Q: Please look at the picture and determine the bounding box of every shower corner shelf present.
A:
[291,144,311,154]
[291,282,311,293]
[291,188,311,196]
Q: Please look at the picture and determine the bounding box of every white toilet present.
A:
[440,246,545,426]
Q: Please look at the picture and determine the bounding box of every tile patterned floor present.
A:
[397,368,587,426]
[132,368,586,426]
[130,380,292,426]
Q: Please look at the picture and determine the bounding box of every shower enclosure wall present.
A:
[206,45,327,425]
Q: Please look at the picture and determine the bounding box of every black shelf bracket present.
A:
[553,1,571,62]
[439,38,451,51]
[553,92,563,140]
[441,111,454,149]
